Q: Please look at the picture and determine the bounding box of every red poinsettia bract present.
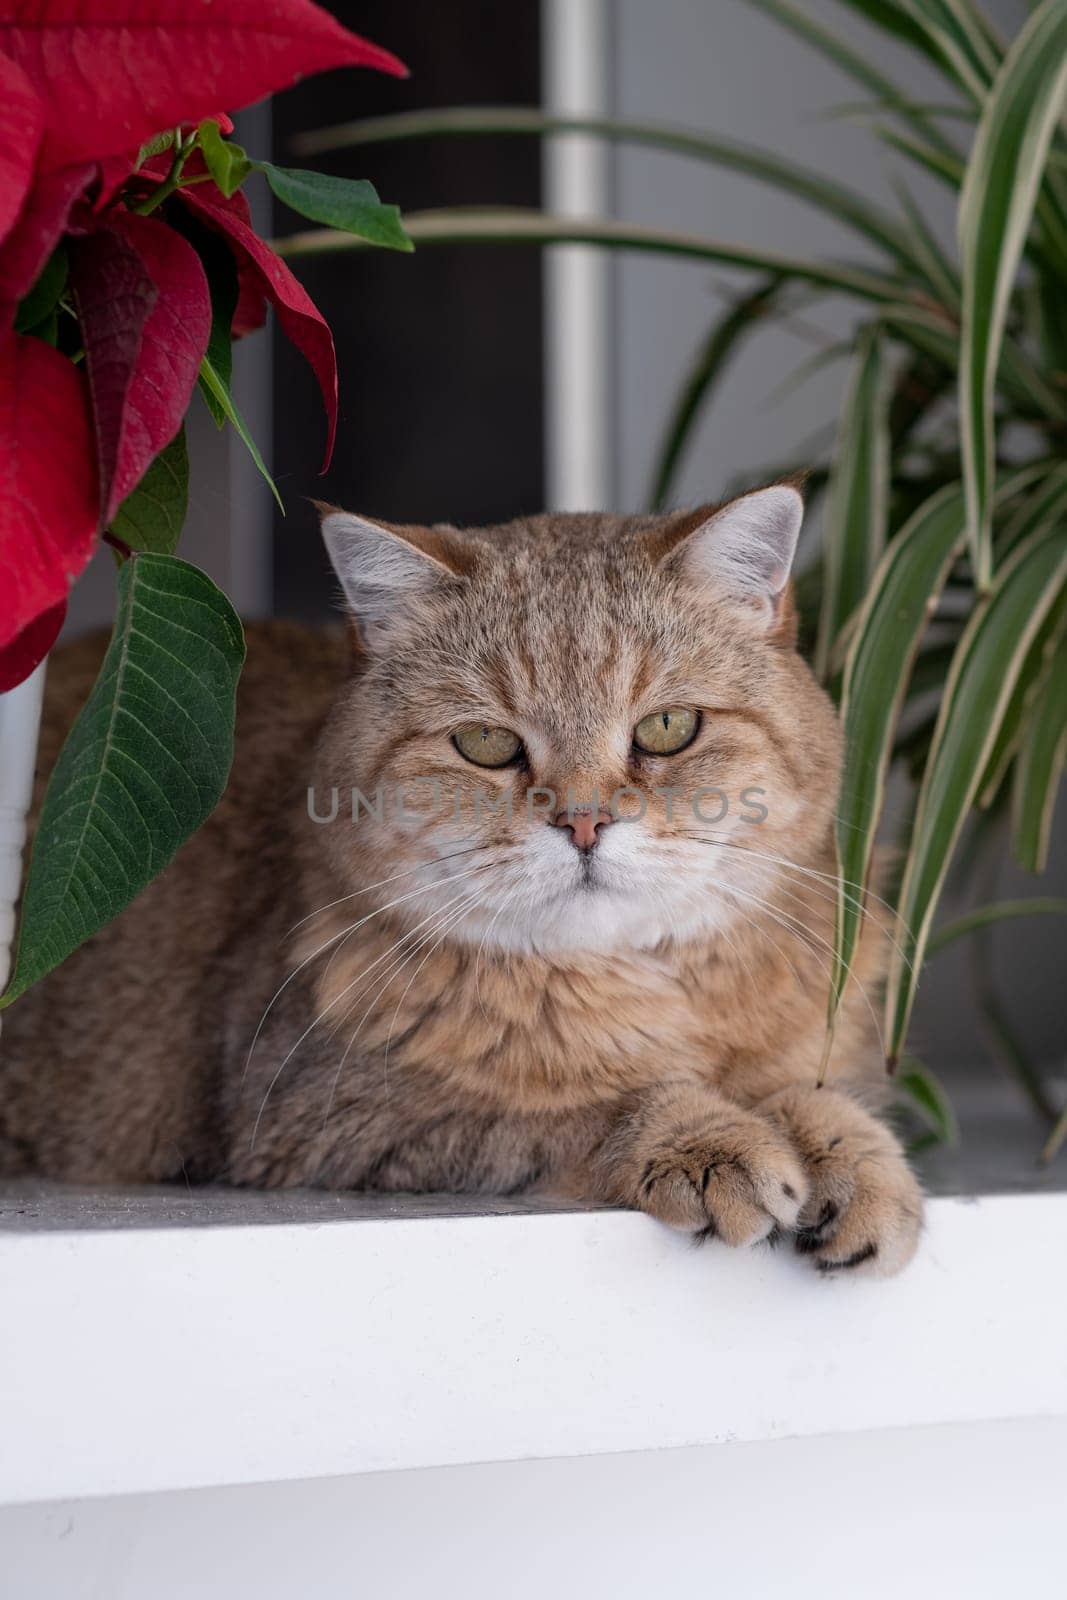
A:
[0,0,405,689]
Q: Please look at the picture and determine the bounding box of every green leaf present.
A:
[740,0,961,154]
[198,355,283,511]
[1,555,245,1006]
[895,1056,960,1145]
[1041,1101,1067,1164]
[927,895,1067,954]
[877,125,966,188]
[831,482,967,1023]
[648,277,782,511]
[257,165,412,251]
[816,326,891,679]
[136,129,177,166]
[288,107,923,273]
[885,523,1067,1057]
[1012,631,1067,872]
[890,178,960,308]
[958,0,1067,588]
[997,460,1067,555]
[832,0,960,69]
[198,118,252,198]
[108,428,189,556]
[969,902,1058,1123]
[274,208,907,306]
[15,245,69,335]
[764,342,852,412]
[878,301,1067,421]
[977,579,1067,805]
[896,0,999,99]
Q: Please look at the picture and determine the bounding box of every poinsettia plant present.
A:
[0,0,411,1005]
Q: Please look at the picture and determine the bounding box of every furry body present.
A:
[0,499,923,1274]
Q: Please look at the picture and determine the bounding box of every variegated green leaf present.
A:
[742,0,960,153]
[816,327,892,679]
[897,0,999,99]
[958,0,1067,587]
[276,210,905,306]
[878,126,966,188]
[830,483,966,1024]
[1012,630,1067,872]
[877,303,1067,421]
[649,278,782,511]
[890,178,961,308]
[885,524,1067,1057]
[896,1055,960,1145]
[997,460,1067,554]
[927,895,1067,953]
[978,580,1067,804]
[293,107,924,275]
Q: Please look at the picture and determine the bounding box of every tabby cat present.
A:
[0,484,923,1274]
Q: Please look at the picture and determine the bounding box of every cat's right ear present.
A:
[317,506,470,648]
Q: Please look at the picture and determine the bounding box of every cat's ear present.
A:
[317,506,470,646]
[660,484,803,637]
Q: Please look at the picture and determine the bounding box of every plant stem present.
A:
[103,531,134,562]
[132,130,189,216]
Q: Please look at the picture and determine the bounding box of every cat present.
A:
[0,483,923,1275]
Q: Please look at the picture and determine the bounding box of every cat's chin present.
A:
[447,881,735,957]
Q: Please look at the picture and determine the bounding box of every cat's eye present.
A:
[633,707,700,755]
[452,723,523,768]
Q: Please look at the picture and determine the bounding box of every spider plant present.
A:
[283,0,1067,1155]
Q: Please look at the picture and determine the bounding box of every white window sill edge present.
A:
[2,1184,1066,1507]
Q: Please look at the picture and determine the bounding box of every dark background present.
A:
[270,0,545,618]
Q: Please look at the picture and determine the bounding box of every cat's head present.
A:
[312,487,841,954]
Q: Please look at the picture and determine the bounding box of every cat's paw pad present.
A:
[763,1087,923,1278]
[638,1110,808,1248]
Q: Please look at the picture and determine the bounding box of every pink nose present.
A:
[551,807,615,852]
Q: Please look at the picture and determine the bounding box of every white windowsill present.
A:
[3,1081,1067,1511]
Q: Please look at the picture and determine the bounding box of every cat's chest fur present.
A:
[299,912,795,1114]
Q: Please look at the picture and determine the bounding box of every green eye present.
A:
[633,707,700,755]
[452,723,523,768]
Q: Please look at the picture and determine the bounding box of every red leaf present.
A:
[0,600,65,692]
[180,183,337,466]
[0,332,98,653]
[232,262,268,339]
[0,0,406,173]
[71,212,211,523]
[0,51,43,248]
[70,223,158,522]
[0,161,93,320]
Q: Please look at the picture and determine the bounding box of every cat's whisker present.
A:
[248,875,490,1146]
[317,866,484,987]
[655,872,807,994]
[319,896,480,1132]
[715,878,886,1058]
[379,892,490,1095]
[679,829,899,918]
[285,844,485,936]
[686,839,913,976]
[243,862,493,1089]
[680,830,912,971]
[324,890,485,1119]
[319,883,483,1047]
[473,875,530,1020]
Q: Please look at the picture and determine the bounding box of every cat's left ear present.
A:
[316,504,473,651]
[659,483,804,641]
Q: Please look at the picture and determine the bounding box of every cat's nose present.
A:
[551,807,615,852]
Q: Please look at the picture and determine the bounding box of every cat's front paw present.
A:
[635,1103,808,1248]
[760,1085,923,1277]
